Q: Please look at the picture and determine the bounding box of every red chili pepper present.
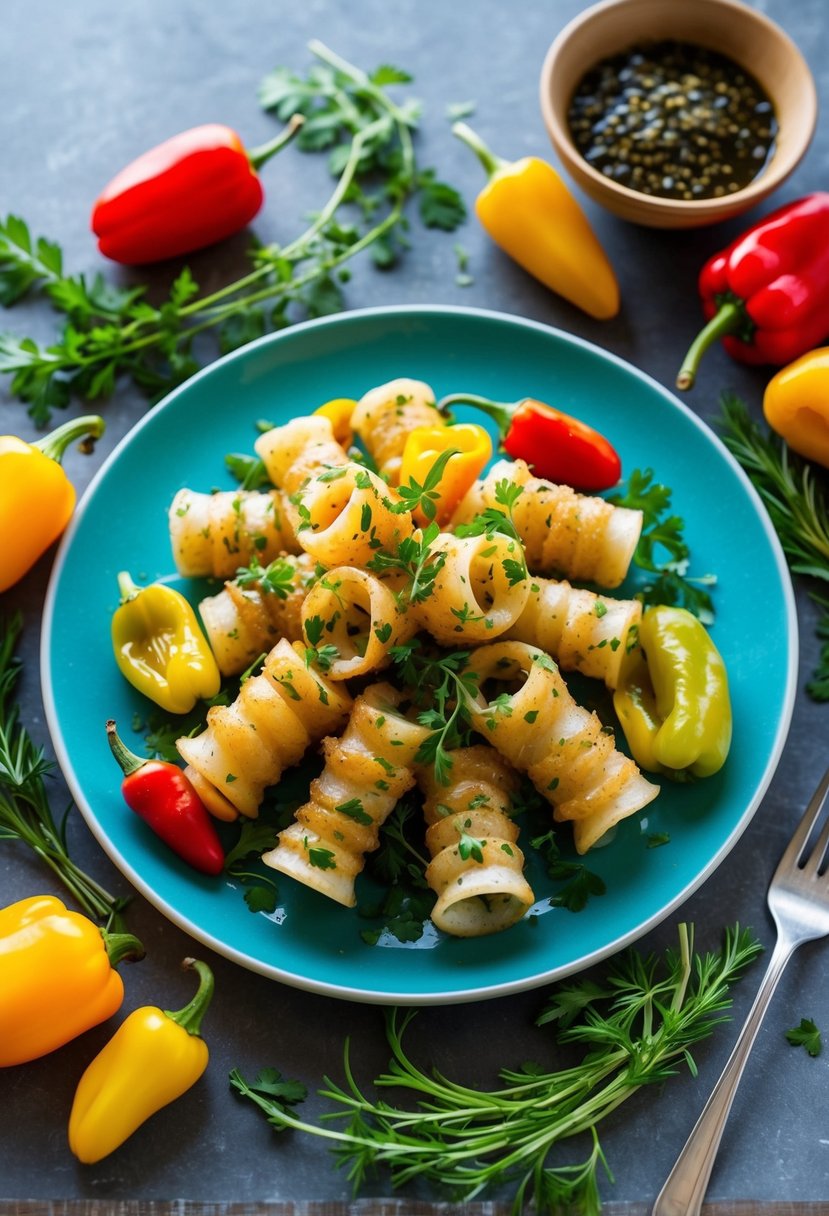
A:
[437,392,621,491]
[91,116,304,265]
[677,193,829,391]
[106,720,225,876]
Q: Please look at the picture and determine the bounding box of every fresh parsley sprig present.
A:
[231,923,761,1213]
[303,614,340,672]
[608,468,716,622]
[367,521,446,606]
[455,478,529,586]
[235,556,302,598]
[390,638,477,784]
[0,43,465,424]
[390,446,459,521]
[785,1017,822,1058]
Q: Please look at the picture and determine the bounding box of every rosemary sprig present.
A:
[231,923,761,1214]
[0,614,128,927]
[719,393,829,700]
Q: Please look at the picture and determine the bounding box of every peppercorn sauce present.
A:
[567,41,778,201]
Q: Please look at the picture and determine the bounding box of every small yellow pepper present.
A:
[0,895,143,1068]
[452,122,620,321]
[111,572,221,713]
[763,347,829,469]
[69,958,214,1163]
[399,422,492,525]
[314,397,357,447]
[0,414,105,592]
[614,606,732,780]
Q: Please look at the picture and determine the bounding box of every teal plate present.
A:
[42,305,797,1004]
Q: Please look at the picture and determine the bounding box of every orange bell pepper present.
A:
[763,348,829,469]
[0,896,143,1067]
[0,414,105,592]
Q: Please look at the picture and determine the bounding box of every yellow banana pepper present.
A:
[0,414,105,593]
[452,122,620,321]
[69,958,214,1163]
[763,348,829,469]
[0,896,143,1068]
[614,606,732,780]
[314,397,357,447]
[111,572,221,713]
[399,422,492,525]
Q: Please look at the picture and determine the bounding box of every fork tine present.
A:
[802,798,829,875]
[775,765,829,875]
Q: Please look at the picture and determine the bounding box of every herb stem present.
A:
[0,614,126,926]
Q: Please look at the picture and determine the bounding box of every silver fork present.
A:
[652,765,829,1216]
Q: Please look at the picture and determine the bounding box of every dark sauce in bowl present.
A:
[567,41,778,200]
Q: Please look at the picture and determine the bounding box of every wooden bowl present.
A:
[539,0,818,227]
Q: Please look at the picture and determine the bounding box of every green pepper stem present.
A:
[165,958,215,1037]
[451,122,509,179]
[32,414,105,463]
[437,391,514,437]
[106,718,147,778]
[116,570,142,603]
[676,301,745,391]
[247,113,305,171]
[102,927,145,966]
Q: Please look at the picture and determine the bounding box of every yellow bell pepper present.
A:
[111,572,221,713]
[763,348,829,469]
[614,606,732,780]
[314,397,357,447]
[399,422,492,526]
[69,958,214,1163]
[0,895,143,1068]
[452,122,620,321]
[0,414,105,593]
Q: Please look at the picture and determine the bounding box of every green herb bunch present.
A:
[719,393,829,699]
[0,42,465,425]
[608,468,716,622]
[231,923,761,1215]
[0,614,128,927]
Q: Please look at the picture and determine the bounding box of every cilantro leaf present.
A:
[418,173,467,231]
[244,883,278,914]
[608,468,716,622]
[224,820,279,870]
[229,1066,307,1119]
[785,1018,822,1057]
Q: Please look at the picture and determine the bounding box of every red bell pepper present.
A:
[106,721,225,876]
[91,116,303,265]
[677,193,829,390]
[437,392,621,491]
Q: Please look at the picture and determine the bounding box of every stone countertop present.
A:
[1,0,828,1208]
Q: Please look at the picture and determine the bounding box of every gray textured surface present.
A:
[1,0,828,1206]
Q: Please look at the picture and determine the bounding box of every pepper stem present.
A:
[451,122,510,179]
[437,391,514,438]
[165,958,215,1037]
[33,415,105,463]
[106,719,146,778]
[247,114,305,171]
[101,927,145,966]
[116,570,142,603]
[676,301,745,391]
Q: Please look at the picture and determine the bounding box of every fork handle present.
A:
[651,934,796,1216]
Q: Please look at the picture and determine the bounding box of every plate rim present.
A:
[41,302,799,1005]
